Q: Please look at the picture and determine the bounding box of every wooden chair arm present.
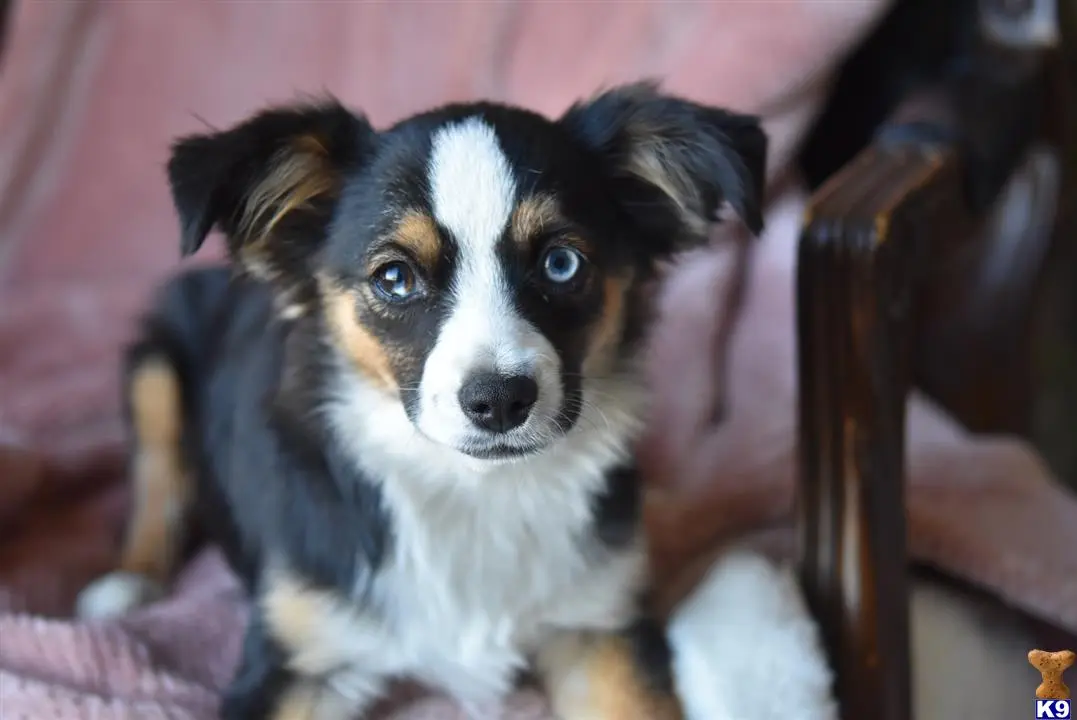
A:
[796,142,958,720]
[0,0,10,62]
[795,37,1048,720]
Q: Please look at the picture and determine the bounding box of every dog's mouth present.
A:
[458,439,548,462]
[409,421,554,463]
[451,404,583,462]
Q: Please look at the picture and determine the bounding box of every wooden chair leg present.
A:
[795,147,931,720]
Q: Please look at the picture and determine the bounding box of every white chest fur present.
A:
[316,373,649,710]
[369,470,646,707]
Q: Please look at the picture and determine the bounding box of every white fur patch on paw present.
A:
[75,571,164,619]
[668,550,837,720]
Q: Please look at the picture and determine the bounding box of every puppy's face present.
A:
[168,85,766,461]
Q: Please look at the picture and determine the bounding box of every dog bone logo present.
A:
[1029,649,1076,700]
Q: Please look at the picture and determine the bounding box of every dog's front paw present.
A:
[75,571,164,619]
[667,550,837,720]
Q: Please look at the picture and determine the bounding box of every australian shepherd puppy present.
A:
[76,82,766,720]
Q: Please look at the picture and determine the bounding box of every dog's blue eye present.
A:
[372,261,417,301]
[541,246,583,284]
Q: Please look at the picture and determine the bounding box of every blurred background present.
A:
[0,1,1075,720]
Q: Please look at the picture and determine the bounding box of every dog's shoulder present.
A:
[192,279,393,594]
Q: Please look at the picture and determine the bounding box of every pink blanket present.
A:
[0,549,556,720]
[3,2,1077,718]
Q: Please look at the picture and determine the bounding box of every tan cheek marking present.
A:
[322,285,398,391]
[582,275,632,376]
[511,194,562,248]
[119,358,190,582]
[393,212,441,273]
[545,634,683,720]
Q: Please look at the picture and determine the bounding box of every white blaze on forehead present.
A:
[419,117,563,448]
[428,117,516,256]
[426,115,522,368]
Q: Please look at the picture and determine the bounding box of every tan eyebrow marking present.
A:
[511,194,562,249]
[391,211,441,271]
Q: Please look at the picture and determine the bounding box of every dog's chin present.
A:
[458,441,547,463]
[410,422,552,464]
[412,409,572,464]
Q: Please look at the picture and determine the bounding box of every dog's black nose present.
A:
[458,372,538,433]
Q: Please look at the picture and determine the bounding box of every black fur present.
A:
[134,268,392,594]
[168,101,375,259]
[561,80,767,244]
[221,613,295,719]
[592,463,643,549]
[623,615,677,694]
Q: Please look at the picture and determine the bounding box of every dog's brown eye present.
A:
[371,261,418,302]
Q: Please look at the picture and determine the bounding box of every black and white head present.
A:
[167,82,766,471]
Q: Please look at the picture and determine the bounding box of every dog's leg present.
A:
[77,353,190,618]
[223,615,365,720]
[536,619,684,720]
[223,616,296,720]
[76,267,232,620]
[245,572,387,720]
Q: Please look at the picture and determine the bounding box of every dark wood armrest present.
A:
[795,36,1049,720]
[0,0,10,62]
[797,142,959,720]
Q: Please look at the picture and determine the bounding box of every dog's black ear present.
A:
[167,101,375,282]
[560,81,767,255]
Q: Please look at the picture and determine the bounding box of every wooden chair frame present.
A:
[795,2,1071,718]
